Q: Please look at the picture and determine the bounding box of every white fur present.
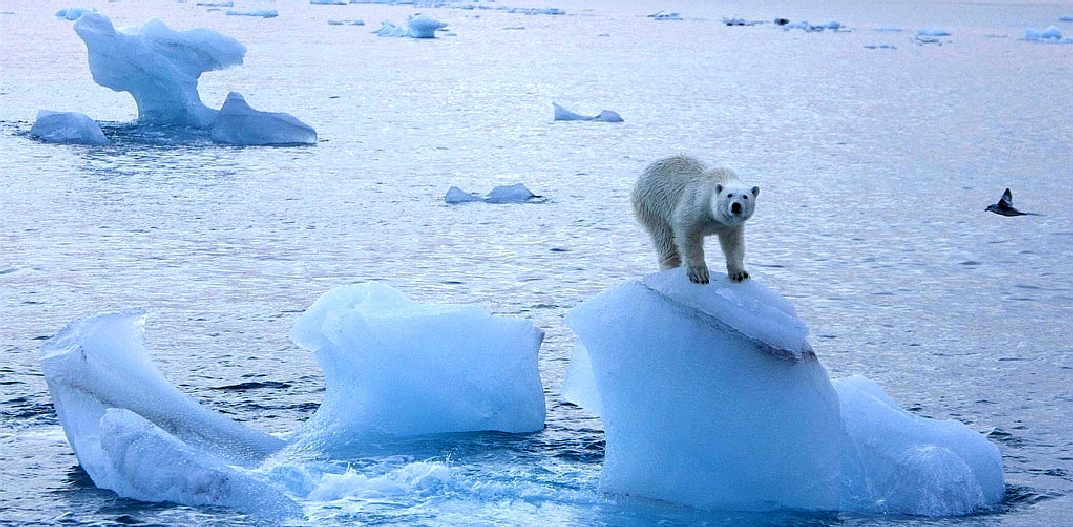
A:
[631,155,759,284]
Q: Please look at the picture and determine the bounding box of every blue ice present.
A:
[29,110,109,145]
[211,92,317,145]
[553,102,624,122]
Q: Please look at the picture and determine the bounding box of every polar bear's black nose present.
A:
[731,202,743,215]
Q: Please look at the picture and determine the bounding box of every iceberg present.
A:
[407,14,447,38]
[290,283,546,440]
[73,13,245,127]
[29,110,109,145]
[210,92,317,145]
[552,102,623,122]
[39,310,292,512]
[565,268,1004,516]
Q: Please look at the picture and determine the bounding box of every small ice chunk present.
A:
[374,20,409,37]
[723,17,764,26]
[918,26,952,36]
[196,1,234,6]
[55,7,96,20]
[225,8,279,17]
[1024,26,1070,43]
[29,110,110,145]
[289,283,546,440]
[328,18,365,26]
[865,43,897,49]
[1059,15,1073,22]
[553,102,623,122]
[407,13,446,37]
[648,11,682,20]
[445,186,483,203]
[210,92,317,146]
[487,183,539,203]
[311,0,348,4]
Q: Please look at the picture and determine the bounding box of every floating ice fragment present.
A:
[328,18,365,26]
[407,13,447,37]
[918,26,952,36]
[311,0,348,4]
[226,8,279,17]
[723,17,764,26]
[1059,15,1073,22]
[1024,26,1071,43]
[73,13,245,127]
[552,102,623,122]
[564,268,1005,515]
[289,283,546,440]
[196,1,234,6]
[648,10,682,20]
[29,110,110,145]
[374,20,409,37]
[210,92,317,145]
[445,186,484,203]
[782,20,841,32]
[865,43,897,50]
[55,7,95,20]
[444,184,546,204]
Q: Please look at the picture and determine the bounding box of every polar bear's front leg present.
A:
[718,226,749,282]
[676,225,710,284]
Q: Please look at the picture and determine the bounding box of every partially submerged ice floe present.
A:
[30,110,110,145]
[1023,26,1072,44]
[41,284,545,511]
[445,183,546,204]
[564,268,1005,516]
[552,102,623,122]
[374,14,447,38]
[52,12,315,145]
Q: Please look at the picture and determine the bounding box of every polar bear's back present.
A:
[632,155,735,222]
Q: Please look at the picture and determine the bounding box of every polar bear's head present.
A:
[712,183,760,225]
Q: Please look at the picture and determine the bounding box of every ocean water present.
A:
[2,0,1072,525]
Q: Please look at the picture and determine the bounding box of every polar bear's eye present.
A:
[743,196,748,199]
[727,193,733,198]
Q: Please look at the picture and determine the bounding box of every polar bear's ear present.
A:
[751,186,760,198]
[715,184,724,194]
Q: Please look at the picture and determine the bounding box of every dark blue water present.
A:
[2,0,1072,525]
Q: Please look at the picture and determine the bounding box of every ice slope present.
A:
[565,268,1004,516]
[210,92,318,145]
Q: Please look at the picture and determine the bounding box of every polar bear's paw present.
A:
[687,265,710,284]
[728,269,750,283]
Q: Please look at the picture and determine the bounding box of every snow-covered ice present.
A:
[552,102,623,122]
[210,92,317,145]
[73,13,245,127]
[565,269,1004,516]
[29,110,109,145]
[289,283,546,440]
[407,14,446,37]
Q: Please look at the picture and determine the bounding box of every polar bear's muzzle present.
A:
[731,202,743,215]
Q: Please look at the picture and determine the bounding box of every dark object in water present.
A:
[985,188,1035,216]
[774,17,790,26]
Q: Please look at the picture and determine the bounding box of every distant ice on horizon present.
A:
[552,102,623,122]
[225,8,279,17]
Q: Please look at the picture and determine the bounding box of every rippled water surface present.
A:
[2,0,1072,525]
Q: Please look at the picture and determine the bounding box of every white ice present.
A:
[564,268,1005,516]
[210,92,318,145]
[552,102,623,122]
[407,14,446,38]
[39,310,291,512]
[73,13,245,127]
[374,20,409,37]
[648,11,682,21]
[289,283,546,440]
[226,9,279,18]
[1024,26,1071,43]
[29,110,109,145]
[444,183,545,204]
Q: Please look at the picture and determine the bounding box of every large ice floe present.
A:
[58,12,315,145]
[564,269,1005,516]
[41,284,544,513]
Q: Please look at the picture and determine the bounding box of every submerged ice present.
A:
[565,269,1004,516]
[29,110,109,145]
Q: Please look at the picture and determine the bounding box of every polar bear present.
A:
[631,155,759,284]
